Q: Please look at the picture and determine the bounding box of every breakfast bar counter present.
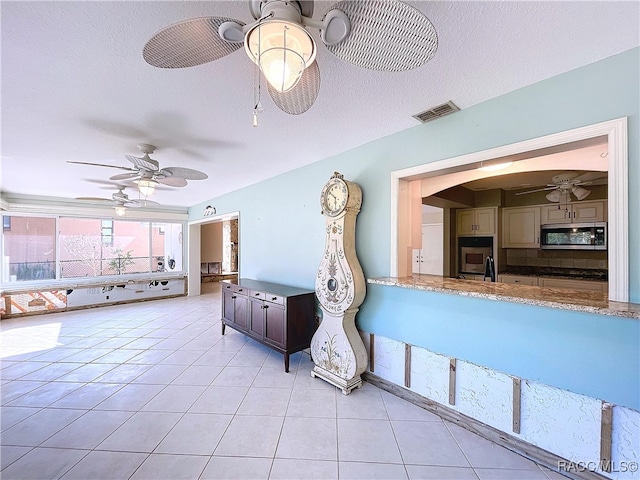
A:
[368,275,640,319]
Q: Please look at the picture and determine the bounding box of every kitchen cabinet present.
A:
[498,274,539,286]
[540,201,606,224]
[538,277,608,293]
[456,207,496,236]
[221,279,316,372]
[502,207,540,248]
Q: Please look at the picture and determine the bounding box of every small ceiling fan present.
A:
[77,186,160,216]
[516,172,607,203]
[68,144,208,196]
[142,0,438,115]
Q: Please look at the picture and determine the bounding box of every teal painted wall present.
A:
[190,48,640,409]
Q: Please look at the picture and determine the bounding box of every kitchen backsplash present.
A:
[506,249,607,270]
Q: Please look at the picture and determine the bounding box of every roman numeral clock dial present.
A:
[311,172,368,394]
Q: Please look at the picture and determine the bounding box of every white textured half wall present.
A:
[360,332,639,480]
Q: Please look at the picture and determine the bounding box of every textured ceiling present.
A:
[1,1,638,208]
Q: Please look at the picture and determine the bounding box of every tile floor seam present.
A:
[443,416,478,471]
[0,445,36,471]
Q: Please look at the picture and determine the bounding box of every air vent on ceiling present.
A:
[412,101,459,123]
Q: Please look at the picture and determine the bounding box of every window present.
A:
[101,220,113,246]
[59,218,152,277]
[1,215,56,281]
[152,223,183,272]
[1,214,184,283]
[59,218,103,278]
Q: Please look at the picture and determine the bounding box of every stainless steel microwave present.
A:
[540,222,607,250]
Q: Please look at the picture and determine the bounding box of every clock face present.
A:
[321,178,348,217]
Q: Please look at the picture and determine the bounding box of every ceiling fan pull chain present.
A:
[253,16,264,127]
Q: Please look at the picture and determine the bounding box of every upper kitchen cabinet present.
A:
[540,201,606,224]
[456,207,497,236]
[502,206,540,248]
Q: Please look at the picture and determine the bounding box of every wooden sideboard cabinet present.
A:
[221,278,316,372]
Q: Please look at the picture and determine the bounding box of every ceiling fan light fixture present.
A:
[114,205,127,216]
[546,190,561,203]
[137,178,158,197]
[546,189,571,204]
[572,186,591,200]
[245,20,316,93]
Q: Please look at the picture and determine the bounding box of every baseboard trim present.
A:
[364,372,609,480]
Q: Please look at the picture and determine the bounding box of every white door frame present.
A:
[187,211,240,297]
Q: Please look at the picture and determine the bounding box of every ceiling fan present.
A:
[516,172,607,203]
[77,186,160,216]
[68,144,208,196]
[142,0,438,115]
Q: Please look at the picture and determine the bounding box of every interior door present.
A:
[420,223,444,275]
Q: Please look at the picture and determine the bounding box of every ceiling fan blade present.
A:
[126,199,161,208]
[515,186,559,195]
[143,16,245,68]
[67,161,135,172]
[110,172,140,181]
[323,0,438,71]
[267,61,320,115]
[574,172,607,183]
[125,154,158,171]
[582,178,608,186]
[156,176,188,187]
[76,197,111,202]
[160,167,208,180]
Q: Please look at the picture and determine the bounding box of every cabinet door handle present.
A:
[255,293,260,296]
[231,295,237,299]
[272,297,277,301]
[262,305,269,309]
[238,289,243,292]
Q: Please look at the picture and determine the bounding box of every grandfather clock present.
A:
[311,172,368,394]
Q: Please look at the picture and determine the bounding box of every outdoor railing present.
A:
[6,257,161,281]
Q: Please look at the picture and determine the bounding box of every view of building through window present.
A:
[1,215,183,282]
[1,216,56,281]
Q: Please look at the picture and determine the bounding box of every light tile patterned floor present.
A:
[1,283,567,479]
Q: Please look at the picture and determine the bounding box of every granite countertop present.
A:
[367,275,640,319]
